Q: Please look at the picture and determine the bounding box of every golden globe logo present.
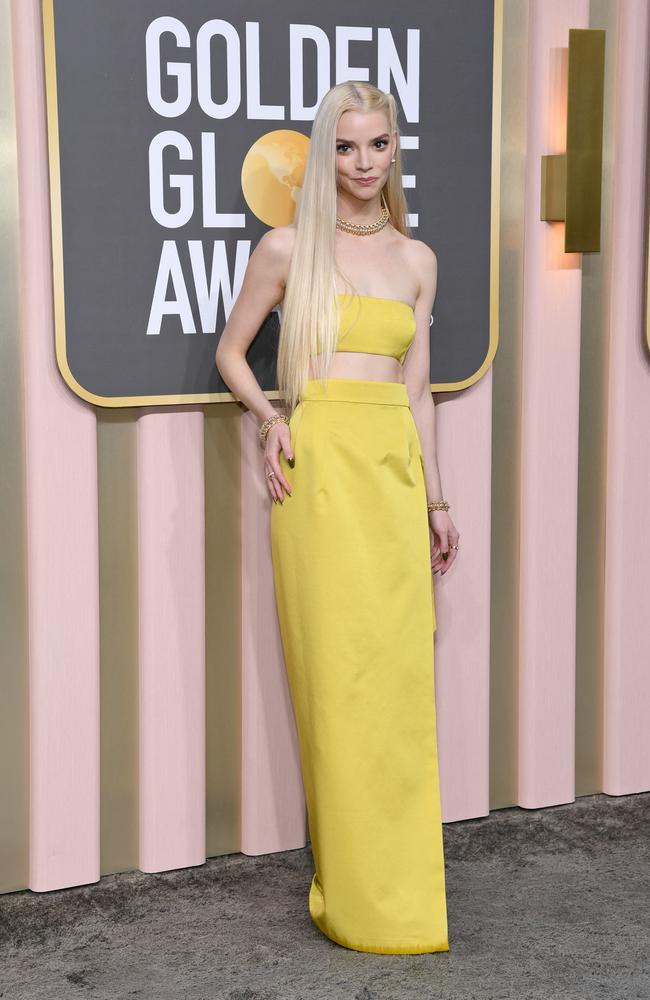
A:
[241,130,310,227]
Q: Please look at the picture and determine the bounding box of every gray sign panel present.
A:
[44,0,498,406]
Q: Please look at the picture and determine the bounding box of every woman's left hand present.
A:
[429,510,460,575]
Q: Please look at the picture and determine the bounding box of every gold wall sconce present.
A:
[541,28,606,252]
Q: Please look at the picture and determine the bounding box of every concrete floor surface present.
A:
[1,793,648,1000]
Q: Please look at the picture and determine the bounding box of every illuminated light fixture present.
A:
[541,28,606,252]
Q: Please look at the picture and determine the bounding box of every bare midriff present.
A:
[308,351,405,384]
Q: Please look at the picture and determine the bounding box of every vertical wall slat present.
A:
[240,410,307,855]
[137,409,206,872]
[0,0,29,894]
[98,412,139,874]
[489,0,530,810]
[13,0,101,891]
[602,0,650,795]
[517,0,589,808]
[205,402,243,857]
[436,375,493,822]
[575,0,619,796]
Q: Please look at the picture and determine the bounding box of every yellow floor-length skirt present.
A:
[270,377,449,954]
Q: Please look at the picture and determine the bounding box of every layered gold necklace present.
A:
[336,204,390,236]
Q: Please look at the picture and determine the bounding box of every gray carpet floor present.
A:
[1,792,648,1000]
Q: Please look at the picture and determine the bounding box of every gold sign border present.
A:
[43,0,502,408]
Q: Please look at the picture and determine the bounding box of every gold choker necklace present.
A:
[336,205,390,236]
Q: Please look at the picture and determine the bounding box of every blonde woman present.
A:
[216,81,459,954]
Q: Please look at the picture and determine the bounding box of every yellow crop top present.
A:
[312,293,417,363]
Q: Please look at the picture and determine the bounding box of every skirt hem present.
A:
[310,913,450,955]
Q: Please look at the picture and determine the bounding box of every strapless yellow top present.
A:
[312,293,417,363]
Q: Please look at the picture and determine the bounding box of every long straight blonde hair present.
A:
[277,82,411,415]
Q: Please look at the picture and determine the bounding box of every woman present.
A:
[216,81,459,954]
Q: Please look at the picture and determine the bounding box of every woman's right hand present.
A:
[264,421,294,504]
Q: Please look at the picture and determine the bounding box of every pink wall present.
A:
[517,0,589,808]
[602,0,650,794]
[13,0,101,892]
[4,0,649,894]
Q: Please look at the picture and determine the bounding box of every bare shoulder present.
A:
[257,223,297,257]
[246,224,296,293]
[406,238,438,300]
[406,237,437,274]
[388,228,437,283]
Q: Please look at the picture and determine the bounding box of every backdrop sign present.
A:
[43,0,499,407]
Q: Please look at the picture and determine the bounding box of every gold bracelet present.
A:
[259,412,289,445]
[427,499,450,512]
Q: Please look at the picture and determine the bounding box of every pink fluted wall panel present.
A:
[603,0,650,795]
[518,0,589,807]
[435,373,493,823]
[240,410,307,855]
[138,410,206,872]
[12,0,100,891]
